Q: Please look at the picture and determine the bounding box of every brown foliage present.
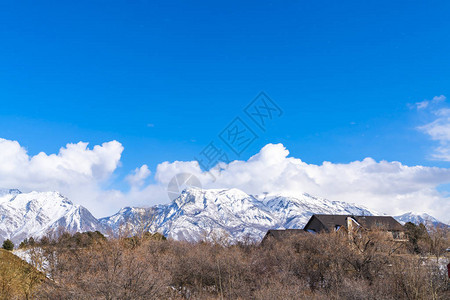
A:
[4,227,449,299]
[0,249,45,299]
[37,239,170,299]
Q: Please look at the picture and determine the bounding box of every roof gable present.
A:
[353,216,403,231]
[314,214,349,232]
[304,214,404,232]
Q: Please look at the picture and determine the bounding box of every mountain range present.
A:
[0,189,104,244]
[0,188,447,245]
[393,212,448,228]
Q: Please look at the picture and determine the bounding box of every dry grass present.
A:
[3,226,449,299]
[0,249,46,299]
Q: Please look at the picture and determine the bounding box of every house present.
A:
[260,229,306,245]
[303,214,406,241]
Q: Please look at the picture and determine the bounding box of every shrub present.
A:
[24,228,450,299]
[2,239,14,251]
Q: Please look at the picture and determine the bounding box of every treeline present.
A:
[2,223,449,299]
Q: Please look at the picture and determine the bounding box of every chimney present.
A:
[347,216,354,239]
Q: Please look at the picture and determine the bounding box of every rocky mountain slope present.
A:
[2,188,447,245]
[394,212,448,228]
[0,189,103,244]
[100,188,378,242]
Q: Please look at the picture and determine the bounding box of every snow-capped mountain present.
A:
[0,190,103,244]
[263,193,375,230]
[394,212,449,227]
[4,188,446,245]
[99,206,158,235]
[101,187,378,242]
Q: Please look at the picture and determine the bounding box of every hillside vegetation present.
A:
[3,223,448,300]
[0,249,45,299]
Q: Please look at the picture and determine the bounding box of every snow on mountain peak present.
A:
[0,190,102,244]
[0,188,22,195]
[101,187,379,242]
[0,188,22,201]
[394,212,448,227]
[2,187,445,245]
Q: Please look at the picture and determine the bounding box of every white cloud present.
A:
[411,95,446,110]
[415,100,429,110]
[145,144,450,222]
[432,95,446,104]
[0,138,449,222]
[0,138,124,214]
[0,138,123,187]
[126,165,151,187]
[418,95,450,160]
[420,117,450,143]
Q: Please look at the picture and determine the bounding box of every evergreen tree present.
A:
[404,222,428,253]
[19,238,28,249]
[2,239,14,251]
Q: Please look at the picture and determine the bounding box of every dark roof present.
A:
[304,214,404,232]
[314,215,349,232]
[352,216,404,231]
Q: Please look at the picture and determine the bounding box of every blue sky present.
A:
[1,1,450,218]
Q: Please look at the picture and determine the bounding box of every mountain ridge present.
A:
[1,188,447,244]
[0,189,104,244]
[99,187,378,242]
[393,212,449,228]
